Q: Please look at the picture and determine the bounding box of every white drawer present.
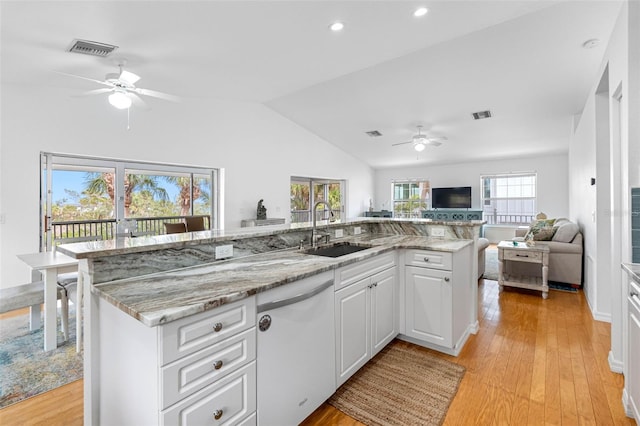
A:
[335,251,396,290]
[161,328,256,409]
[404,249,452,271]
[502,249,543,263]
[160,297,256,365]
[161,361,256,426]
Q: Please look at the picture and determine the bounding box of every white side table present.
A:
[498,241,550,299]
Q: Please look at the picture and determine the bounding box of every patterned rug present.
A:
[328,340,465,426]
[482,247,499,281]
[0,309,83,408]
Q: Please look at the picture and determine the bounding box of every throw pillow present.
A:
[552,220,579,242]
[524,218,556,241]
[533,226,557,241]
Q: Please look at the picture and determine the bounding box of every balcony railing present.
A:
[291,209,341,224]
[483,210,534,225]
[51,215,211,242]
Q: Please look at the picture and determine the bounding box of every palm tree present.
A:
[163,176,209,216]
[85,172,168,217]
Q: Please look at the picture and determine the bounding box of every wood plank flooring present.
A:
[0,279,635,425]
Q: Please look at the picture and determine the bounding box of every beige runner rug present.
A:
[328,340,465,426]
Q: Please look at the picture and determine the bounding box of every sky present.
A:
[51,170,180,203]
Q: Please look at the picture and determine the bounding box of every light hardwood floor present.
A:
[0,279,635,425]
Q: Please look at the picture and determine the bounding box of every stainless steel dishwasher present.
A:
[256,271,335,426]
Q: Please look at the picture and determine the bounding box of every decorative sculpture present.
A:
[257,199,267,220]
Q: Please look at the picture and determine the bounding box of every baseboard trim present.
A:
[585,293,612,323]
[608,350,624,374]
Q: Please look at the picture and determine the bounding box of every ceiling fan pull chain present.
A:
[127,106,131,130]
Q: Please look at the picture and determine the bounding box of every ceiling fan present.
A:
[392,125,447,152]
[59,63,180,110]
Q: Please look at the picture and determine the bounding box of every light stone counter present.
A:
[91,233,473,327]
[56,217,483,259]
[623,263,640,281]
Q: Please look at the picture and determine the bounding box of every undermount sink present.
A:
[305,242,373,258]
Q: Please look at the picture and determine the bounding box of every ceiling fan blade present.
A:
[134,88,181,102]
[391,141,413,146]
[426,140,443,147]
[127,92,150,110]
[55,71,113,87]
[72,88,113,97]
[119,70,141,85]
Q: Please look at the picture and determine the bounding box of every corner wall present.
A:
[568,1,639,373]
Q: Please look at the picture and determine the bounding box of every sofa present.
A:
[506,218,583,286]
[477,237,490,279]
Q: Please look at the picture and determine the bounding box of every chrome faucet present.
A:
[312,200,332,248]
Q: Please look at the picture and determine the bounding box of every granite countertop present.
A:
[92,233,473,327]
[56,217,484,260]
[622,263,640,282]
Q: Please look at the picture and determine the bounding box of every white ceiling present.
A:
[1,1,623,169]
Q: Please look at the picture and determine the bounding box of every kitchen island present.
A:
[57,218,482,425]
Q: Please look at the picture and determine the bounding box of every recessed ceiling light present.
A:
[582,38,600,49]
[329,22,344,32]
[413,7,428,17]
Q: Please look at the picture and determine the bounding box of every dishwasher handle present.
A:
[257,279,333,313]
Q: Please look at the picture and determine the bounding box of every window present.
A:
[290,177,344,223]
[481,173,536,225]
[41,152,219,250]
[392,180,430,218]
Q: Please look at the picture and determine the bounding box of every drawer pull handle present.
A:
[213,360,223,370]
[423,257,430,262]
[444,277,450,282]
[213,322,223,332]
[516,254,529,257]
[213,409,224,420]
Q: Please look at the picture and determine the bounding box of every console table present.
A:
[422,209,483,221]
[498,241,549,299]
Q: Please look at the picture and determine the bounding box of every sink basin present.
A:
[305,242,372,258]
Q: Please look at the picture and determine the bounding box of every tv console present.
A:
[422,209,483,221]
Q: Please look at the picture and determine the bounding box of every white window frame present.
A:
[40,152,220,250]
[391,179,430,218]
[480,172,537,225]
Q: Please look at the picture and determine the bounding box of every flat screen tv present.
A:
[431,186,472,209]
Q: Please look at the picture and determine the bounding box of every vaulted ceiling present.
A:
[1,1,623,168]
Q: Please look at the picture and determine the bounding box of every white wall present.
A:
[374,154,569,219]
[0,84,374,288]
[568,1,639,371]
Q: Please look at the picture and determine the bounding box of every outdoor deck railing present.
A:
[51,215,211,241]
[291,209,342,224]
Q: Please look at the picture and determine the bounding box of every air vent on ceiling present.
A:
[68,39,118,57]
[472,110,492,120]
[365,130,383,137]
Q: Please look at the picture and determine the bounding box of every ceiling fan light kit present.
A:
[108,91,132,109]
[391,124,446,153]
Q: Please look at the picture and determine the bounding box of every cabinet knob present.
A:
[213,409,224,420]
[213,360,223,370]
[212,322,223,332]
[444,277,450,282]
[423,257,430,262]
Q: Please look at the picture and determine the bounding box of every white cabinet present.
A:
[402,247,473,356]
[405,265,452,347]
[626,275,640,421]
[96,296,257,425]
[335,254,397,387]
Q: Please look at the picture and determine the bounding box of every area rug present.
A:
[482,247,499,281]
[0,310,82,408]
[328,340,465,426]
